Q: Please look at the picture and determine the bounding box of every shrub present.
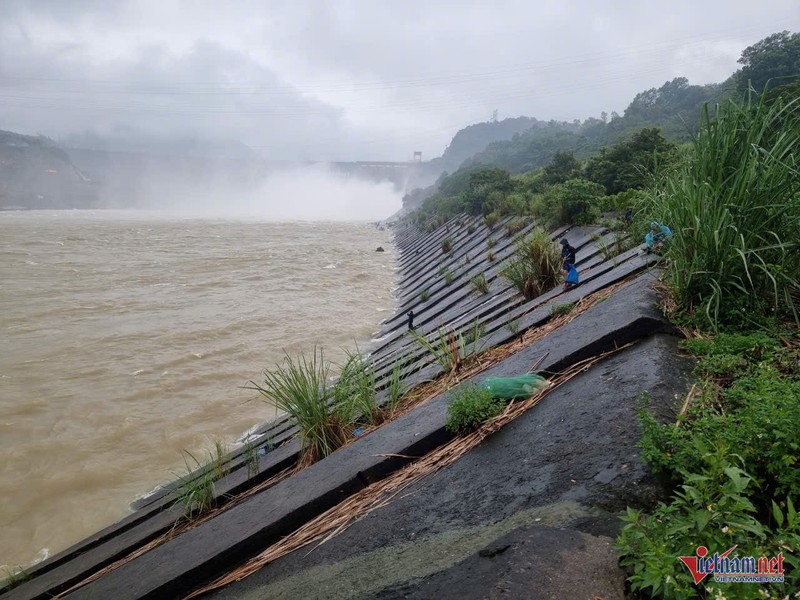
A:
[471,273,490,294]
[487,237,497,248]
[644,95,800,329]
[439,267,454,285]
[534,178,604,227]
[420,289,430,302]
[505,218,526,237]
[484,212,500,230]
[248,348,351,466]
[616,449,800,599]
[487,251,496,261]
[446,384,505,434]
[441,236,453,254]
[467,224,476,234]
[501,228,562,300]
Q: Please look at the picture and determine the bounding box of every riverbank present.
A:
[3,213,687,599]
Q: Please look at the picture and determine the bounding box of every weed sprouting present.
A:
[175,449,220,518]
[471,273,490,294]
[1,566,30,592]
[410,319,485,374]
[550,302,576,317]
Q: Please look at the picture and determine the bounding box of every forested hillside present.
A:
[0,130,97,210]
[404,31,799,219]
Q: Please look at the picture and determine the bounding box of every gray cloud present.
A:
[1,0,798,161]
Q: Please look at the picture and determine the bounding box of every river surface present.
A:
[0,210,396,569]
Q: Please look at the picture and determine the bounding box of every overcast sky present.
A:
[1,0,797,161]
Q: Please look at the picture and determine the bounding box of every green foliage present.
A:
[616,449,799,599]
[593,230,637,261]
[486,237,497,248]
[247,348,351,464]
[438,116,540,169]
[644,93,800,329]
[737,30,800,94]
[470,273,489,294]
[550,301,575,317]
[467,224,476,234]
[543,150,582,185]
[501,228,562,299]
[247,346,387,464]
[441,236,453,254]
[505,317,521,335]
[623,328,800,598]
[175,449,222,518]
[505,218,526,237]
[242,441,260,479]
[386,359,407,418]
[483,211,500,230]
[410,320,485,374]
[1,566,30,592]
[585,128,677,195]
[487,251,496,262]
[446,384,505,434]
[534,178,604,226]
[420,289,430,302]
[334,348,378,425]
[441,267,454,286]
[640,334,800,501]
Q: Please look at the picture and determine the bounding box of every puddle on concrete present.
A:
[232,501,596,600]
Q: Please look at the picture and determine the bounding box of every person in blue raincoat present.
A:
[645,221,672,252]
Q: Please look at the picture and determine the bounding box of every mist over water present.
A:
[0,209,396,569]
[132,165,404,221]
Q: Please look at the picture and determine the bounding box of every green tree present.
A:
[462,167,514,215]
[585,128,676,194]
[542,151,582,185]
[737,31,800,94]
[537,178,604,226]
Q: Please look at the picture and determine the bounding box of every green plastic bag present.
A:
[480,374,550,400]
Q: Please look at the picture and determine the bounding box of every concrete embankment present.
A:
[3,214,690,600]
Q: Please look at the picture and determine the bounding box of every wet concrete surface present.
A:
[212,333,692,599]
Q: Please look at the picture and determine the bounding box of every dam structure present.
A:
[3,214,691,600]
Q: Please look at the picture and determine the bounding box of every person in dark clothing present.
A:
[407,310,415,331]
[560,238,576,270]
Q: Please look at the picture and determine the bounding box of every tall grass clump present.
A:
[175,449,223,518]
[410,319,485,374]
[645,93,800,328]
[470,273,490,294]
[248,348,351,466]
[501,228,562,300]
[334,348,377,425]
[441,236,453,254]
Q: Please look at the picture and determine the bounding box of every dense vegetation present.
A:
[405,31,800,232]
[405,32,800,599]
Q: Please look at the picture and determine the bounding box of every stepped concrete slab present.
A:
[54,270,668,599]
[5,440,302,600]
[209,332,691,600]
